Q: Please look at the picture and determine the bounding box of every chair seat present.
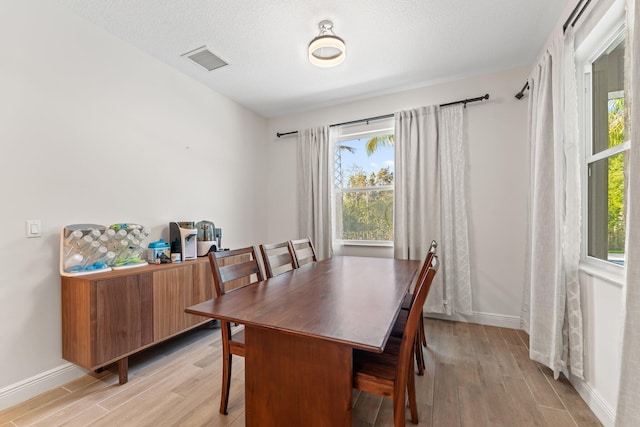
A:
[353,347,399,396]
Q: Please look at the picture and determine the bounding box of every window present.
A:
[584,30,629,266]
[333,125,394,244]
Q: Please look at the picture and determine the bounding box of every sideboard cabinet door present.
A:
[153,266,195,341]
[94,273,153,366]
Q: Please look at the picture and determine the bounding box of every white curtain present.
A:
[439,104,473,315]
[615,0,639,424]
[394,104,472,315]
[521,27,584,380]
[297,126,332,260]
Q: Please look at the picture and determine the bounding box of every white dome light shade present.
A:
[308,20,346,67]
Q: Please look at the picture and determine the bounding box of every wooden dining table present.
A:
[185,255,420,427]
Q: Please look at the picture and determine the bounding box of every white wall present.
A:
[574,270,623,426]
[0,0,267,408]
[265,67,530,327]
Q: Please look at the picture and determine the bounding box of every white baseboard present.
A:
[0,363,86,412]
[570,375,616,427]
[426,310,521,329]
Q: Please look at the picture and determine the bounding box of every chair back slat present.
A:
[218,260,262,286]
[208,246,263,297]
[290,238,318,267]
[260,241,297,278]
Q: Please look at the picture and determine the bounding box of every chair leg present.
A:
[219,353,232,415]
[420,311,427,347]
[393,387,407,427]
[407,365,419,424]
[414,334,425,376]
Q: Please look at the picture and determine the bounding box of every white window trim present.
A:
[337,239,394,247]
[586,140,630,164]
[332,121,395,247]
[340,185,394,193]
[576,1,627,273]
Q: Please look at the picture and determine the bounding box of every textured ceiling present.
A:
[55,0,568,118]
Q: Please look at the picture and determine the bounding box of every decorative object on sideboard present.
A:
[60,223,149,276]
[196,219,222,256]
[148,238,171,264]
[169,221,198,262]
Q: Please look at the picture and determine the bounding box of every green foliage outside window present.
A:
[607,98,625,252]
[337,134,394,241]
[341,166,394,241]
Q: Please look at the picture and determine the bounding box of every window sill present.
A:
[578,261,624,288]
[336,240,393,248]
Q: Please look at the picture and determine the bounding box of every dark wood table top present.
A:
[186,256,420,353]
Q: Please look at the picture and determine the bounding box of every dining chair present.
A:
[393,240,438,375]
[259,241,297,278]
[290,237,318,267]
[208,246,264,415]
[353,255,439,427]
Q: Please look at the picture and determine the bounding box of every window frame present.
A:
[332,121,395,247]
[577,8,628,274]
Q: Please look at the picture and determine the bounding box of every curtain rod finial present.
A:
[515,82,530,100]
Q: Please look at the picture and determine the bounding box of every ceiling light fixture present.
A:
[308,20,346,68]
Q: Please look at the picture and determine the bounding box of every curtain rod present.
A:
[276,93,490,138]
[563,0,591,33]
[516,0,592,100]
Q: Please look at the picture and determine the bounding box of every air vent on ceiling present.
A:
[181,46,228,71]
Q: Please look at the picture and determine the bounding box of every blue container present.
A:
[147,239,170,263]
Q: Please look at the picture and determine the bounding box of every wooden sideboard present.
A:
[61,257,218,384]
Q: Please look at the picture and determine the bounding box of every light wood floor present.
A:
[0,319,602,427]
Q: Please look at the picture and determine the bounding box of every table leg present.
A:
[245,327,352,427]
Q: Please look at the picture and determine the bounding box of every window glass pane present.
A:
[334,133,394,242]
[591,36,625,155]
[587,152,626,264]
[334,135,394,187]
[338,189,393,241]
[608,94,625,148]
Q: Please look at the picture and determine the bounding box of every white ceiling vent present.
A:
[181,46,228,71]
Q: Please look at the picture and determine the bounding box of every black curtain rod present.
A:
[515,0,592,101]
[276,93,490,138]
[563,0,592,33]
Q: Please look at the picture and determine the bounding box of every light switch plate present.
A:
[26,219,42,238]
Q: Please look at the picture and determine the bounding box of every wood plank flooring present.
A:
[0,319,602,426]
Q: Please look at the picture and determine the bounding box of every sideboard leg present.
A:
[118,357,128,384]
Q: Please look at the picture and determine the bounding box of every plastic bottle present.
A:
[95,250,116,267]
[64,230,83,246]
[82,245,107,269]
[138,228,151,241]
[64,253,84,271]
[65,234,93,258]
